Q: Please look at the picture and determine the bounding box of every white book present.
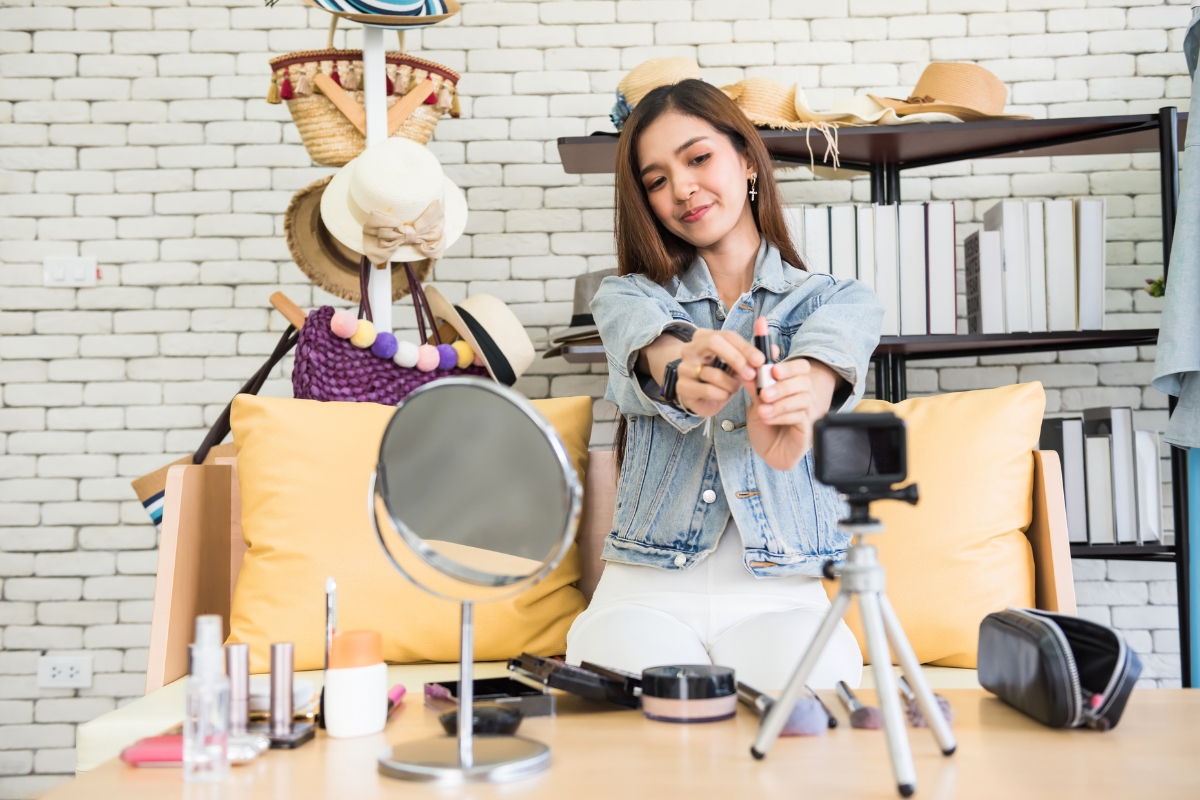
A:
[829,205,857,282]
[925,201,956,335]
[897,204,927,335]
[1083,407,1137,544]
[984,200,1030,333]
[856,204,875,291]
[784,206,806,258]
[804,205,831,274]
[965,230,1004,334]
[1085,435,1116,545]
[1041,417,1089,544]
[1134,430,1162,544]
[1026,201,1047,333]
[1044,200,1077,331]
[1075,197,1106,330]
[874,204,900,336]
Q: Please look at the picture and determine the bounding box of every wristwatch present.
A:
[661,358,683,407]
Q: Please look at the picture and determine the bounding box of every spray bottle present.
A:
[184,615,230,783]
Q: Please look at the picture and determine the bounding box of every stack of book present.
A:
[783,203,957,337]
[1040,408,1163,545]
[965,198,1107,335]
[784,199,1108,338]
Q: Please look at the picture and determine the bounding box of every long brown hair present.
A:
[612,79,806,470]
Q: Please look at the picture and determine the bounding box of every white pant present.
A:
[566,517,863,691]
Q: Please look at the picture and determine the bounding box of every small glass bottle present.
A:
[184,615,230,783]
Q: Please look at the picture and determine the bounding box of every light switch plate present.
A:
[37,655,94,688]
[43,256,98,288]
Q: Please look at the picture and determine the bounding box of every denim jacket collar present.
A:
[671,240,792,304]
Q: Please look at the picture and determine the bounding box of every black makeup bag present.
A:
[977,608,1142,730]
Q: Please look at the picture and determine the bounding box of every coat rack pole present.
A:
[361,23,392,334]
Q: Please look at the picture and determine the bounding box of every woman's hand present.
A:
[744,357,841,471]
[675,329,764,418]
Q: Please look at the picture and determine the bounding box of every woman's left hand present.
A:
[743,357,841,472]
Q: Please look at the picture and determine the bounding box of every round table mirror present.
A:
[369,377,581,783]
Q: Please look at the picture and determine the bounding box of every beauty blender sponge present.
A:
[452,340,474,368]
[778,697,829,737]
[436,343,458,370]
[371,331,398,359]
[350,319,377,349]
[330,309,358,339]
[415,343,441,372]
[393,340,420,368]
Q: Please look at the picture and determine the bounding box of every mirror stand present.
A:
[376,602,552,784]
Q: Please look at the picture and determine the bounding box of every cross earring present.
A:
[749,174,758,201]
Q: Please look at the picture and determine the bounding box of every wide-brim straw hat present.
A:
[301,0,461,29]
[285,175,432,302]
[722,78,803,129]
[867,62,1031,122]
[795,86,964,127]
[618,57,703,108]
[424,285,535,386]
[320,136,467,264]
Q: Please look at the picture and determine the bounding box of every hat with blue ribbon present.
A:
[301,0,459,28]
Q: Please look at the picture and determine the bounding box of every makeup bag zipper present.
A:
[1028,609,1131,729]
[1007,608,1083,728]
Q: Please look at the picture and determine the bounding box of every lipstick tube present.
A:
[754,316,775,395]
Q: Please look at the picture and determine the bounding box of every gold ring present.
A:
[694,363,704,382]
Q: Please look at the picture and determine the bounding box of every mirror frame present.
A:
[369,377,583,600]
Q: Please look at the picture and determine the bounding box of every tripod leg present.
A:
[880,594,957,756]
[860,591,917,798]
[750,590,852,760]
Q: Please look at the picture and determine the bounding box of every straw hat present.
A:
[794,85,963,127]
[284,175,432,302]
[423,285,535,386]
[867,62,1030,122]
[320,137,467,266]
[722,78,803,129]
[612,57,703,130]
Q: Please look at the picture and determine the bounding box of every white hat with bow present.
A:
[320,137,467,266]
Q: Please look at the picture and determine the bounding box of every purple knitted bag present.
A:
[292,260,489,404]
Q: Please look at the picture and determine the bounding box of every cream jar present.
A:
[640,665,737,723]
[323,630,387,739]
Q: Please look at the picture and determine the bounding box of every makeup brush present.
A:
[737,682,827,737]
[806,685,838,729]
[897,676,955,728]
[835,681,882,730]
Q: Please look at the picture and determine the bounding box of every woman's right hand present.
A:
[676,329,765,418]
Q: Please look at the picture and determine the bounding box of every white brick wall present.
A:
[0,0,1190,792]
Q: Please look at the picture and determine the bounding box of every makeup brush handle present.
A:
[897,676,915,702]
[835,681,862,713]
[737,682,773,717]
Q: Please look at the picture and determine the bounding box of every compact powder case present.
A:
[640,665,737,723]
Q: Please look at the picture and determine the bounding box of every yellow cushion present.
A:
[827,383,1044,668]
[228,394,592,673]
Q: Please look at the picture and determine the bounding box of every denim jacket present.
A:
[1153,7,1200,449]
[592,241,884,578]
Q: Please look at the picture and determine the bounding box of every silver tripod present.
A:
[750,497,957,797]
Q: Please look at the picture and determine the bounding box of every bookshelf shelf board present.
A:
[1070,544,1177,560]
[555,330,1159,364]
[558,113,1187,175]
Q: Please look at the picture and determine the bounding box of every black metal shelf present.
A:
[556,107,1190,685]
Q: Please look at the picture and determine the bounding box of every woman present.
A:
[565,80,884,690]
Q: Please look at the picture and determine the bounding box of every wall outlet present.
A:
[43,256,98,288]
[37,656,93,688]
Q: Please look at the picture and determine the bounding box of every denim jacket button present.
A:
[673,554,687,567]
[721,419,734,432]
[702,489,717,503]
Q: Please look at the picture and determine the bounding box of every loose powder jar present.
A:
[640,665,737,723]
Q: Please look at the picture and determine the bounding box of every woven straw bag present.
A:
[267,25,460,167]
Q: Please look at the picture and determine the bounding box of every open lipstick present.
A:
[754,316,775,395]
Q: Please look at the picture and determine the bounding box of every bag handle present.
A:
[192,324,300,464]
[357,258,442,346]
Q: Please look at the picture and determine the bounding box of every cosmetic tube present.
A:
[324,630,388,739]
[754,317,775,395]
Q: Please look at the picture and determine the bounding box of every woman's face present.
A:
[636,110,754,250]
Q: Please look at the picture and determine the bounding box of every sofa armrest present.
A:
[1028,450,1077,614]
[145,463,236,694]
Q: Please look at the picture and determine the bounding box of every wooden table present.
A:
[49,688,1200,799]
